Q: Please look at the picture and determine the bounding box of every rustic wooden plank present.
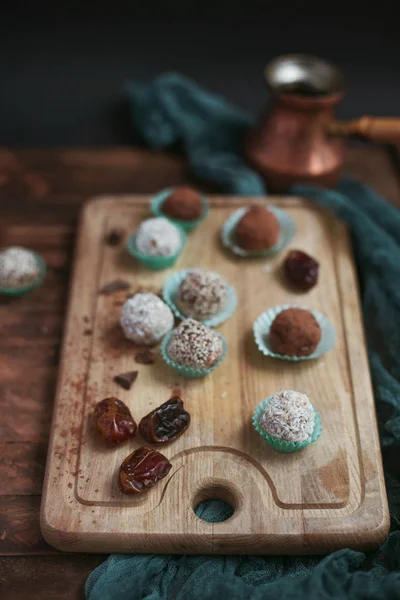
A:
[0,369,58,444]
[1,145,399,224]
[346,143,400,207]
[0,225,73,554]
[388,144,400,186]
[0,443,47,495]
[0,555,105,600]
[41,195,388,554]
[0,149,191,558]
[0,145,398,599]
[0,497,53,555]
[0,229,70,444]
[0,149,188,225]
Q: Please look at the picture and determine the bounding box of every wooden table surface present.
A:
[0,145,399,599]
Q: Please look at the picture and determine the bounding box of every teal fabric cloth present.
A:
[86,74,400,599]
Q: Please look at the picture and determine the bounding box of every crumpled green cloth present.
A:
[86,74,400,599]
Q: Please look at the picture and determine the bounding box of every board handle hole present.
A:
[192,483,237,523]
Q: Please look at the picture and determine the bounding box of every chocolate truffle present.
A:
[176,269,227,320]
[135,217,181,257]
[167,318,222,369]
[269,308,321,357]
[0,247,40,288]
[235,205,279,251]
[259,390,315,443]
[162,186,203,220]
[120,293,174,345]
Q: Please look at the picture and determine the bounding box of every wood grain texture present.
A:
[0,148,188,226]
[0,497,53,555]
[0,555,105,600]
[0,443,47,495]
[41,195,389,555]
[0,145,399,598]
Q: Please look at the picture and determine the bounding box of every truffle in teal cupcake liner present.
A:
[161,328,228,379]
[253,305,335,361]
[221,205,296,257]
[162,268,237,327]
[0,251,47,297]
[127,227,187,271]
[151,187,209,232]
[253,395,322,453]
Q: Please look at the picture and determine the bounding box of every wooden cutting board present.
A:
[40,195,389,555]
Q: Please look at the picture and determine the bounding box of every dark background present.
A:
[0,2,399,146]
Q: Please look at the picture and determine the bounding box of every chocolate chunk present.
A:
[135,350,155,365]
[114,371,138,390]
[84,328,93,336]
[99,279,131,295]
[105,228,125,246]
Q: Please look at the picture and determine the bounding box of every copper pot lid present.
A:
[264,54,346,98]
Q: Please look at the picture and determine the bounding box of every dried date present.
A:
[93,397,137,444]
[118,446,172,494]
[284,250,319,291]
[139,397,190,444]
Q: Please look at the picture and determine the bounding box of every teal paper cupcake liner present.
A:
[161,329,228,379]
[253,305,335,361]
[162,269,238,327]
[253,396,322,453]
[151,188,209,232]
[0,252,47,296]
[221,205,296,258]
[127,227,187,271]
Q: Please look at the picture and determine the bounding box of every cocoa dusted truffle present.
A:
[162,186,203,221]
[235,205,279,251]
[175,269,228,320]
[167,318,223,369]
[269,308,321,357]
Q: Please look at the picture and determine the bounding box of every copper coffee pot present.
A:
[245,54,400,191]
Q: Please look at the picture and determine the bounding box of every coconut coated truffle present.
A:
[235,205,279,251]
[120,293,174,345]
[0,247,40,288]
[269,308,321,357]
[259,390,315,443]
[167,318,222,369]
[135,217,181,257]
[162,187,203,220]
[176,269,228,320]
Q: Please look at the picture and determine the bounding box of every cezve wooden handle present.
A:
[329,117,400,143]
